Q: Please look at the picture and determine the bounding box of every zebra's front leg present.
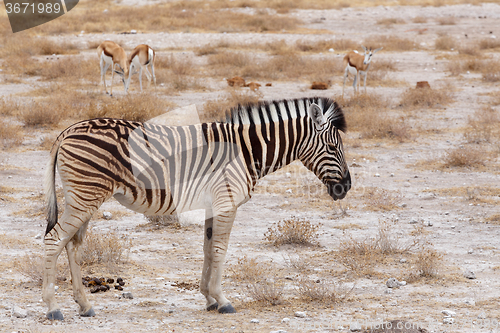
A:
[207,208,237,314]
[200,210,218,311]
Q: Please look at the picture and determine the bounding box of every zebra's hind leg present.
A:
[65,220,94,317]
[200,210,218,311]
[207,207,237,314]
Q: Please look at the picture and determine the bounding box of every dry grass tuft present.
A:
[144,215,181,229]
[377,18,405,26]
[264,217,321,246]
[399,86,453,109]
[20,100,63,127]
[479,38,500,50]
[15,253,68,286]
[230,257,284,306]
[412,16,427,24]
[442,146,486,168]
[201,89,261,122]
[295,277,353,304]
[367,35,416,51]
[435,35,457,50]
[363,188,404,211]
[406,246,443,281]
[0,119,23,149]
[437,16,456,25]
[464,106,500,144]
[80,229,132,272]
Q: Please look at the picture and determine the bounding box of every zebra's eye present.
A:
[326,143,337,153]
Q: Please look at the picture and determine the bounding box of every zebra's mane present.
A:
[223,97,347,132]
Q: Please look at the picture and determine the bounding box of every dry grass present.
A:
[377,18,406,26]
[442,146,486,169]
[230,257,284,306]
[437,16,456,25]
[457,45,481,57]
[80,229,132,273]
[479,38,500,50]
[366,35,417,51]
[482,62,500,82]
[15,253,69,286]
[0,119,23,149]
[463,106,500,144]
[399,86,453,109]
[342,93,412,142]
[435,35,457,50]
[264,217,321,246]
[405,246,443,282]
[19,100,63,127]
[201,89,261,122]
[363,188,404,211]
[295,277,353,304]
[144,215,181,229]
[412,16,428,24]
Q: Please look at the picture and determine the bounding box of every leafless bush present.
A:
[295,277,353,304]
[406,245,443,281]
[399,87,453,109]
[144,215,181,229]
[443,146,486,168]
[16,253,68,286]
[0,119,23,149]
[435,35,456,50]
[437,16,456,25]
[264,217,321,246]
[479,38,500,50]
[364,188,404,211]
[80,229,132,272]
[464,106,500,144]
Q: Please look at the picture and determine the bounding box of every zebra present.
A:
[42,97,351,320]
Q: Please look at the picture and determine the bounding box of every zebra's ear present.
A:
[307,103,326,129]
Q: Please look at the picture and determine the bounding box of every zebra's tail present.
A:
[45,135,63,236]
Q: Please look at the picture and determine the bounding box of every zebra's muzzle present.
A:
[327,171,351,201]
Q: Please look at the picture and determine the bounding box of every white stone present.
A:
[329,48,334,52]
[130,30,137,34]
[281,317,290,323]
[350,322,362,331]
[442,309,456,317]
[464,270,476,279]
[250,319,259,323]
[294,311,306,318]
[443,317,454,324]
[12,306,28,318]
[103,211,112,220]
[285,172,291,178]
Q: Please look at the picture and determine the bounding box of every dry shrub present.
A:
[80,229,132,272]
[336,235,378,274]
[368,35,416,51]
[482,62,500,82]
[0,119,23,149]
[377,18,405,26]
[371,59,397,72]
[295,277,353,304]
[435,35,456,50]
[15,253,68,286]
[264,217,321,246]
[207,51,251,68]
[144,215,181,229]
[437,16,456,25]
[331,39,358,52]
[399,87,453,109]
[363,188,404,211]
[230,257,284,306]
[412,16,427,23]
[464,106,500,144]
[201,89,261,122]
[479,38,500,50]
[84,94,176,122]
[406,246,443,281]
[458,46,481,57]
[342,94,411,141]
[442,146,486,168]
[294,39,336,53]
[194,44,219,56]
[265,39,296,55]
[20,100,62,127]
[486,214,500,224]
[0,98,20,116]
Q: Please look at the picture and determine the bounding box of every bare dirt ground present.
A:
[1,2,500,333]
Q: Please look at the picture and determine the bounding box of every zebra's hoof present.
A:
[81,307,96,317]
[206,302,218,311]
[47,309,64,321]
[218,304,236,314]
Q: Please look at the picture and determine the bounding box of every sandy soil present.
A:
[1,3,500,333]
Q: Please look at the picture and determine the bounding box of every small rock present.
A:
[385,289,393,294]
[442,309,456,317]
[390,173,394,177]
[271,331,287,333]
[443,317,454,324]
[122,292,133,299]
[172,243,179,247]
[102,212,112,220]
[464,299,475,306]
[386,278,403,288]
[409,218,418,224]
[424,221,433,227]
[468,249,474,254]
[250,319,259,324]
[329,48,334,52]
[375,173,380,177]
[399,281,407,286]
[12,306,28,318]
[350,322,362,331]
[294,311,306,318]
[285,189,292,194]
[281,317,290,323]
[285,172,291,178]
[400,258,407,263]
[464,270,476,279]
[130,30,137,34]
[34,233,42,239]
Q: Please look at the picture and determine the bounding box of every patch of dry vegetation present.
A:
[377,18,406,26]
[366,35,417,51]
[435,35,457,50]
[463,106,500,144]
[437,16,456,25]
[0,119,23,149]
[295,276,353,304]
[15,253,69,286]
[399,86,453,109]
[479,38,500,50]
[442,146,486,169]
[144,215,181,229]
[264,217,321,246]
[80,229,132,273]
[342,93,412,142]
[362,188,404,211]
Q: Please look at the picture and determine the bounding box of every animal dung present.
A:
[416,81,431,89]
[245,82,261,91]
[226,76,246,87]
[82,276,126,293]
[265,83,272,87]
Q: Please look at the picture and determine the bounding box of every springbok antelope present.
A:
[342,46,382,97]
[97,41,129,96]
[125,44,156,92]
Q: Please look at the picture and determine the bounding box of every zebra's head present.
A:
[301,99,351,201]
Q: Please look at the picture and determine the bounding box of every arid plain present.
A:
[0,0,499,332]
